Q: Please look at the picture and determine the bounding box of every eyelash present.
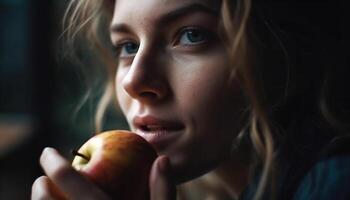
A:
[174,27,212,47]
[113,41,139,59]
[113,27,213,59]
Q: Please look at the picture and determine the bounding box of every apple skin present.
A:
[72,130,158,200]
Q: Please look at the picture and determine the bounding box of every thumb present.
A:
[150,156,176,200]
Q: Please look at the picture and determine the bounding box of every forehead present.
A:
[112,0,221,24]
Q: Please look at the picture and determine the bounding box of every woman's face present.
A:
[110,0,246,183]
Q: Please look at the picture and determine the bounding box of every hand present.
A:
[31,147,110,200]
[149,155,177,200]
[31,147,177,200]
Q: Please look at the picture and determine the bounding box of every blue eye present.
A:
[118,42,139,58]
[178,29,208,45]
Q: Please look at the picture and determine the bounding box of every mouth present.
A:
[138,123,184,132]
[133,116,184,150]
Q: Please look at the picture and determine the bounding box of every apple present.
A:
[71,130,158,200]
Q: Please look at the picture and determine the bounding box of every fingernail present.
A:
[43,147,55,155]
[40,147,57,164]
[158,156,170,173]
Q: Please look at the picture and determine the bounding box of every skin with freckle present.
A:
[111,0,247,184]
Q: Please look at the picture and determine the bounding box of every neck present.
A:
[212,158,251,198]
[177,158,251,200]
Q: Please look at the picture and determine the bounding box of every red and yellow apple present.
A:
[72,130,158,200]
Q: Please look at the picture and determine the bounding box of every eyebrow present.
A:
[110,3,219,34]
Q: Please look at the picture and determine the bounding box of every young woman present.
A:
[31,0,350,199]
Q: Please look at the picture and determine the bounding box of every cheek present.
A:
[173,53,245,152]
[115,69,131,115]
[174,54,242,125]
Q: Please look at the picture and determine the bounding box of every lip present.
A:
[133,115,184,150]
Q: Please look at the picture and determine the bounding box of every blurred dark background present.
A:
[0,0,348,199]
[0,0,127,199]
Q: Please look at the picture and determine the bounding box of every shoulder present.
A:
[293,135,350,200]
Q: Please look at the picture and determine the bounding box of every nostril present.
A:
[140,91,158,99]
[141,125,150,131]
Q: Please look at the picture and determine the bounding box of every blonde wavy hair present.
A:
[62,0,277,199]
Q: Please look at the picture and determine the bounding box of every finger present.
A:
[31,175,67,200]
[39,147,110,200]
[150,156,176,200]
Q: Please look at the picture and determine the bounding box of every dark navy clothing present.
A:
[239,136,350,200]
[239,113,350,200]
[293,155,350,200]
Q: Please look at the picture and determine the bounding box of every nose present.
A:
[122,47,169,103]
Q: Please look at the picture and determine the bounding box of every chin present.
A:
[169,153,222,184]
